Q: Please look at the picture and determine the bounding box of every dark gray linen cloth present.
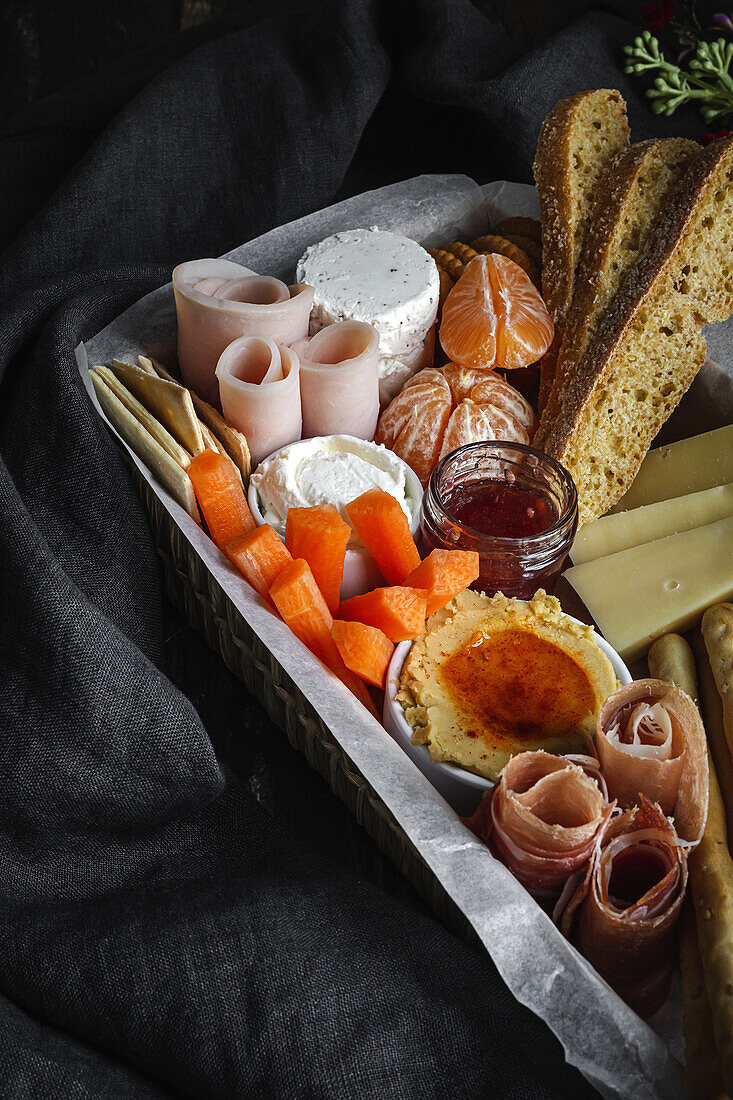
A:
[0,1,704,1096]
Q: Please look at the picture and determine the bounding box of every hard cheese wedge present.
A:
[611,425,733,513]
[563,514,733,661]
[571,483,733,565]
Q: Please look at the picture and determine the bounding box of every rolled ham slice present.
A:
[292,321,380,441]
[597,679,708,843]
[173,259,314,402]
[215,337,301,466]
[558,797,688,1018]
[465,751,613,900]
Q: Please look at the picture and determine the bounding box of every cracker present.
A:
[90,370,200,522]
[93,366,191,469]
[111,359,204,456]
[144,356,251,485]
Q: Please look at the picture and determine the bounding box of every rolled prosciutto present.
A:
[173,259,314,402]
[559,797,688,1018]
[597,679,708,843]
[465,751,612,900]
[292,321,380,440]
[216,337,301,466]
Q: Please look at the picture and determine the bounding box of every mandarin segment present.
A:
[440,255,498,369]
[374,368,452,486]
[438,397,532,462]
[493,255,554,369]
[469,375,538,437]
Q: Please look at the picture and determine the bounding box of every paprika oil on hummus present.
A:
[397,590,618,780]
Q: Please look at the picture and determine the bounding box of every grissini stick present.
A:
[688,748,733,1096]
[679,899,727,1100]
[692,630,733,845]
[702,603,733,757]
[648,635,727,1098]
[648,632,699,705]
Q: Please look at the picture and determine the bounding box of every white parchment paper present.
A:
[78,173,733,1100]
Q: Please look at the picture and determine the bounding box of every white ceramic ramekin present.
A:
[247,436,423,602]
[382,620,632,816]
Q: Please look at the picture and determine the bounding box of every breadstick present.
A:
[649,635,728,1094]
[693,630,733,845]
[648,632,699,705]
[679,898,727,1100]
[702,603,733,757]
[689,751,733,1096]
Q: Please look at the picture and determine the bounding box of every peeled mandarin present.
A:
[440,254,553,370]
[375,365,536,486]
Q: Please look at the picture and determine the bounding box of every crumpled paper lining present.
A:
[77,173,733,1100]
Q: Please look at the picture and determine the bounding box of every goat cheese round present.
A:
[295,228,439,359]
[250,435,417,532]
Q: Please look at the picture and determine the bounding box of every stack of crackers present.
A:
[91,357,250,522]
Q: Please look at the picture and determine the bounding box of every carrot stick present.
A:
[269,559,377,716]
[332,620,394,689]
[285,505,351,615]
[337,586,427,643]
[226,524,292,600]
[345,488,420,585]
[405,548,480,616]
[188,449,255,551]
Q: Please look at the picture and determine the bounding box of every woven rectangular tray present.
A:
[127,456,480,947]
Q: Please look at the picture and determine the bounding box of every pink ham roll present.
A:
[596,679,708,844]
[292,321,380,441]
[215,337,301,466]
[173,259,314,402]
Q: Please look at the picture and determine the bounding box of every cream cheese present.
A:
[251,435,416,534]
[295,228,439,359]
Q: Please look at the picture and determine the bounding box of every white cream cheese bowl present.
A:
[382,618,633,817]
[247,434,423,602]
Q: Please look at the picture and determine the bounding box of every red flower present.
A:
[642,0,675,31]
[700,129,732,145]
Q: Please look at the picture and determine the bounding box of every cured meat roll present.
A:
[559,798,688,1018]
[597,679,708,843]
[216,337,301,466]
[292,321,380,441]
[173,259,314,402]
[466,751,612,900]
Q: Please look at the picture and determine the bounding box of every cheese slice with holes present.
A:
[563,515,733,661]
[611,425,733,513]
[571,483,733,564]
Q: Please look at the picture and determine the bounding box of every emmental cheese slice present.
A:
[563,514,733,661]
[611,425,733,513]
[571,483,733,565]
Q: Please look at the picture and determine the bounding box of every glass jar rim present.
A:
[429,439,578,548]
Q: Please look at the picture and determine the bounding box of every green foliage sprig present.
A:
[624,31,733,121]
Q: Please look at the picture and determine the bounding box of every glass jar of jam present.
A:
[420,441,578,599]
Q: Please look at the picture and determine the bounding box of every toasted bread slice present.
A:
[535,137,700,446]
[534,90,630,410]
[543,136,733,524]
[534,89,630,321]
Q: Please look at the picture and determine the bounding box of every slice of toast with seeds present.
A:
[533,89,630,410]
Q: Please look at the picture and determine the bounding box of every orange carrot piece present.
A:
[188,449,255,551]
[332,620,394,690]
[285,505,351,615]
[337,586,427,643]
[405,549,480,616]
[226,524,292,599]
[269,559,377,716]
[345,488,420,585]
